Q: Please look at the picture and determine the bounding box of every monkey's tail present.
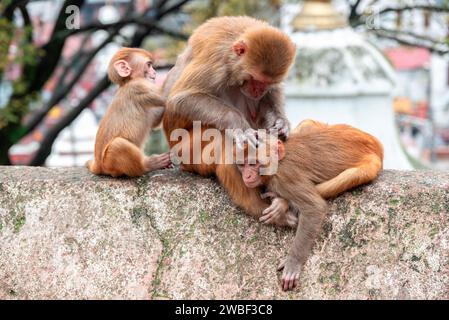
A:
[86,159,102,175]
[316,154,382,199]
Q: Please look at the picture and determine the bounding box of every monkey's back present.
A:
[281,124,384,184]
[93,89,154,164]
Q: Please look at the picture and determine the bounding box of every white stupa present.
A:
[283,0,412,169]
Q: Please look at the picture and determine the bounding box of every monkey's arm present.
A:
[167,57,254,131]
[128,79,166,107]
[274,179,327,290]
[167,91,251,131]
[258,86,290,138]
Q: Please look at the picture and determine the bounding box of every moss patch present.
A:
[339,218,357,249]
[131,206,147,225]
[389,199,400,206]
[198,210,211,223]
[13,214,25,233]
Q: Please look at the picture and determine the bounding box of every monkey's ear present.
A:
[113,60,132,78]
[233,40,247,56]
[277,140,286,160]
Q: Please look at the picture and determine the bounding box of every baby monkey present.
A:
[87,47,171,177]
[237,120,384,291]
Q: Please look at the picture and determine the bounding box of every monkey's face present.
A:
[232,40,281,100]
[239,67,280,100]
[238,161,264,188]
[131,54,157,82]
[240,76,272,101]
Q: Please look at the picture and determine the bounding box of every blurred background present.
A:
[0,0,448,170]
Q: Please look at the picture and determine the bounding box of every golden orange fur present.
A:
[286,120,384,198]
[239,119,384,291]
[87,47,170,177]
[162,16,296,218]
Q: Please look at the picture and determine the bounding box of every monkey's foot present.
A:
[277,256,301,291]
[145,153,172,171]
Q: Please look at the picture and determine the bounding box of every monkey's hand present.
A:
[277,255,301,291]
[260,193,297,227]
[233,128,264,150]
[269,118,290,140]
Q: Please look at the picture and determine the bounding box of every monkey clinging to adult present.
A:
[237,120,384,291]
[162,16,296,219]
[86,47,171,177]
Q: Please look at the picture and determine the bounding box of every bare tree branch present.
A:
[151,25,189,40]
[349,0,363,23]
[23,31,118,135]
[55,31,94,90]
[51,15,189,41]
[17,4,33,46]
[154,0,170,10]
[376,27,446,45]
[1,0,29,19]
[24,1,137,135]
[27,0,86,93]
[372,28,449,55]
[29,76,111,166]
[379,5,449,15]
[157,0,190,17]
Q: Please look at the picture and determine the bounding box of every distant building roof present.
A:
[384,47,430,71]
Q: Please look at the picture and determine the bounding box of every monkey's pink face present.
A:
[238,162,264,188]
[240,71,275,100]
[143,60,157,82]
[132,54,157,82]
[241,78,269,100]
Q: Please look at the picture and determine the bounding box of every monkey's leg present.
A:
[102,137,149,177]
[291,119,327,135]
[316,154,382,199]
[216,164,269,218]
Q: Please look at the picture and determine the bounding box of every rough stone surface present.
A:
[0,166,447,300]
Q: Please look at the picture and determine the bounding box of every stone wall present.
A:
[0,167,447,299]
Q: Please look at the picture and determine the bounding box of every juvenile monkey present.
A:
[163,16,296,219]
[87,47,171,177]
[238,120,384,291]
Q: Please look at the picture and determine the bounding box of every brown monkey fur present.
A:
[87,47,171,177]
[238,120,384,291]
[162,16,296,220]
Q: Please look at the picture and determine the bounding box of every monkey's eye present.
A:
[147,61,153,67]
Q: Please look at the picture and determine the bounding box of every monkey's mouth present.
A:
[243,178,260,189]
[144,73,156,82]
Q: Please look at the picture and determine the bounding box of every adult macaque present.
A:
[163,16,296,218]
[238,120,384,291]
[87,47,171,177]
